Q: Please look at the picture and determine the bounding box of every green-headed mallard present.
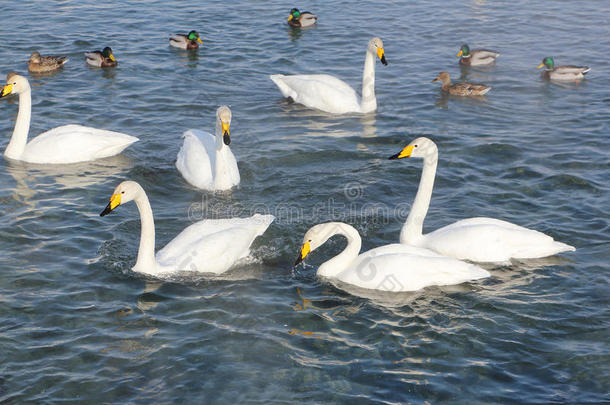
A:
[457,44,499,66]
[287,8,317,27]
[432,72,491,96]
[85,47,117,68]
[28,52,68,73]
[537,57,590,81]
[169,30,203,50]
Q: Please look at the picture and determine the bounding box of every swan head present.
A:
[187,30,203,44]
[294,222,351,266]
[432,72,451,85]
[389,137,437,160]
[217,105,232,145]
[537,57,554,70]
[100,181,143,216]
[0,72,30,98]
[457,44,470,58]
[368,37,387,66]
[102,47,116,62]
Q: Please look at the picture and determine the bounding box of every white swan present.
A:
[295,222,489,292]
[0,73,137,164]
[389,137,575,263]
[270,37,388,114]
[100,181,274,276]
[176,106,240,191]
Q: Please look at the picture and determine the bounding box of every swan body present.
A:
[537,57,590,81]
[295,222,489,292]
[85,47,117,67]
[100,181,274,276]
[28,52,68,73]
[169,30,203,50]
[457,44,499,66]
[0,73,137,163]
[432,72,491,96]
[287,8,317,27]
[389,137,575,263]
[270,37,387,114]
[176,106,240,191]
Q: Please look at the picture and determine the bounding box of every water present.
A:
[0,0,608,403]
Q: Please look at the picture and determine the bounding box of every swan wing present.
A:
[156,214,274,274]
[426,218,575,262]
[335,244,489,292]
[21,124,137,164]
[176,129,215,189]
[270,74,361,114]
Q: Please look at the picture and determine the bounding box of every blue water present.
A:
[0,0,608,403]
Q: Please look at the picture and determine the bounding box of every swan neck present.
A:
[400,154,438,244]
[318,224,362,278]
[360,49,377,113]
[5,88,32,159]
[133,191,157,272]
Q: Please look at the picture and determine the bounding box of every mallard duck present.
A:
[537,57,590,81]
[432,72,491,96]
[28,52,68,73]
[169,30,203,50]
[457,44,499,66]
[287,8,317,27]
[85,47,117,67]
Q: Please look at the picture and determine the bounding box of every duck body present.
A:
[389,137,575,263]
[0,73,137,164]
[270,37,387,114]
[176,106,239,191]
[28,52,68,73]
[169,30,203,50]
[85,47,117,67]
[287,8,317,27]
[100,181,274,276]
[433,72,490,96]
[457,44,499,66]
[538,57,590,81]
[296,222,489,293]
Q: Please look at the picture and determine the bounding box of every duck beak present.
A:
[294,241,311,266]
[197,37,203,44]
[0,83,13,98]
[389,145,414,160]
[222,122,230,145]
[100,193,121,216]
[456,50,463,57]
[377,47,388,65]
[537,63,545,69]
[109,53,116,62]
[287,14,294,22]
[432,77,440,82]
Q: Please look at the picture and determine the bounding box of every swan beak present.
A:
[537,63,545,69]
[197,37,203,44]
[377,48,388,66]
[0,83,13,98]
[109,53,116,62]
[100,193,121,216]
[456,50,463,57]
[222,122,230,145]
[389,145,414,160]
[287,14,294,22]
[294,241,311,266]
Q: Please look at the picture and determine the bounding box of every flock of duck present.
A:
[2,8,580,294]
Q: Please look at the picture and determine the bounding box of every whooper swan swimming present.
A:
[295,222,489,292]
[270,37,388,114]
[176,106,240,191]
[0,73,137,164]
[100,181,274,276]
[388,137,575,263]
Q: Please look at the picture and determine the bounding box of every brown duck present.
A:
[432,72,491,96]
[28,52,68,73]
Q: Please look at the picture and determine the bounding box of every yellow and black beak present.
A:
[294,241,311,266]
[377,47,388,66]
[431,77,440,82]
[537,63,545,69]
[100,193,121,216]
[0,83,14,99]
[456,50,463,57]
[389,145,414,160]
[222,122,230,145]
[197,37,203,44]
